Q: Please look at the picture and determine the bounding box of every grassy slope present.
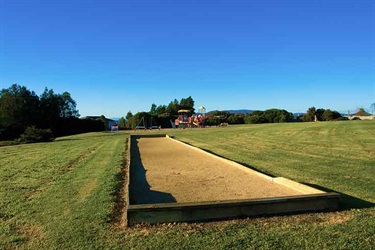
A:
[171,121,375,205]
[0,132,126,249]
[0,121,374,249]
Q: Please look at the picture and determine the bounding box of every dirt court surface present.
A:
[130,137,303,205]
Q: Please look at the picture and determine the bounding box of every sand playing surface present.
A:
[129,137,303,205]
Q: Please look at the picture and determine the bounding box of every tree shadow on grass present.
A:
[129,137,176,205]
[54,138,82,142]
[303,183,374,210]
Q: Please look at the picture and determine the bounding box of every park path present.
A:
[130,137,302,204]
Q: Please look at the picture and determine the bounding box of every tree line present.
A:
[118,96,347,129]
[1,83,356,141]
[0,84,106,141]
[118,96,195,129]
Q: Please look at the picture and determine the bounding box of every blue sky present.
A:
[1,0,374,117]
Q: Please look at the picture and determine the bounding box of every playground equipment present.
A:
[174,106,206,129]
[135,116,160,130]
[174,110,190,128]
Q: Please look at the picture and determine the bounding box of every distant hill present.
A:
[208,109,254,114]
[226,109,254,114]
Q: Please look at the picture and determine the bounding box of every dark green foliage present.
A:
[245,114,267,124]
[100,115,109,131]
[0,84,41,140]
[125,111,133,120]
[322,109,342,121]
[118,117,126,129]
[156,105,168,116]
[150,103,157,115]
[127,96,197,128]
[0,84,102,141]
[205,111,230,126]
[166,99,179,117]
[19,126,55,143]
[303,107,317,122]
[179,96,195,114]
[315,108,325,121]
[303,107,342,122]
[244,109,293,124]
[227,114,245,124]
[57,117,105,136]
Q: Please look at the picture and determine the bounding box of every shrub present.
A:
[0,140,21,147]
[19,126,55,143]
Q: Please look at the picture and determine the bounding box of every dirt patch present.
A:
[112,138,129,228]
[61,145,102,174]
[17,224,44,243]
[79,180,97,200]
[320,212,354,225]
[130,137,303,205]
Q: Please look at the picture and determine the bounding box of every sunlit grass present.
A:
[1,121,374,249]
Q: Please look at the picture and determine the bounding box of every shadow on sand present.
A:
[172,139,374,211]
[129,137,176,205]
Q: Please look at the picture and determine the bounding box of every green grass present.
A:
[171,121,375,206]
[1,121,374,249]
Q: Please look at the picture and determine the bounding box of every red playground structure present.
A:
[174,106,206,128]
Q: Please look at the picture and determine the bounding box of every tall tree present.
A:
[322,109,342,121]
[40,88,61,128]
[150,103,157,115]
[59,92,79,118]
[118,117,126,129]
[100,115,108,130]
[156,105,167,116]
[126,111,133,120]
[303,107,316,122]
[179,96,195,114]
[315,108,325,121]
[166,99,179,116]
[0,84,40,139]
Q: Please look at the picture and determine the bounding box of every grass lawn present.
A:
[1,121,374,249]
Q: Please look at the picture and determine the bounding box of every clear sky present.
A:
[1,0,374,117]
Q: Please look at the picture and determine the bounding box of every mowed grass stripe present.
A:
[1,122,374,249]
[0,133,126,249]
[171,121,375,203]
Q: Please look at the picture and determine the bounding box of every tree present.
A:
[125,111,133,129]
[0,84,40,140]
[322,109,342,121]
[315,109,325,121]
[118,117,126,129]
[126,111,133,120]
[166,99,179,116]
[150,103,157,115]
[243,109,292,124]
[59,92,79,118]
[179,96,195,114]
[303,107,316,122]
[227,114,244,124]
[100,115,108,130]
[370,103,375,116]
[245,114,263,124]
[156,105,167,116]
[40,88,61,129]
[355,108,370,116]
